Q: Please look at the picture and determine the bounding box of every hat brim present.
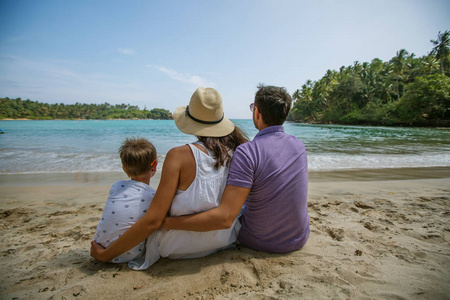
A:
[173,105,235,137]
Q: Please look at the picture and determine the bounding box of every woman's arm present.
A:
[161,185,250,231]
[90,148,183,262]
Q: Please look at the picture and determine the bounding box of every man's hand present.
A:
[90,241,108,262]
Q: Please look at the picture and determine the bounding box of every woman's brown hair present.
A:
[197,126,249,170]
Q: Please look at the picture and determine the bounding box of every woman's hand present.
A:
[90,241,108,262]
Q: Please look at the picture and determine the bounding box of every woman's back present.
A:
[170,143,228,216]
[128,142,241,270]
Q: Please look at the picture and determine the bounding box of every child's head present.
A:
[119,137,157,178]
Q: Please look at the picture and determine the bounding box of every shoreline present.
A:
[2,118,450,128]
[285,119,450,128]
[0,118,173,121]
[1,166,449,187]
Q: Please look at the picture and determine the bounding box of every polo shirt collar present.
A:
[255,125,284,138]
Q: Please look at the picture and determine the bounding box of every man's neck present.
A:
[257,123,269,131]
[255,118,269,131]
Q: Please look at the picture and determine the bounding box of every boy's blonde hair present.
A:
[119,138,157,177]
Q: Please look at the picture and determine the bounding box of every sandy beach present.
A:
[1,168,449,299]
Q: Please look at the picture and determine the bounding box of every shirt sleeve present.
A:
[227,145,254,188]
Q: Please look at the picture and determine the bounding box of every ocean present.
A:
[0,119,449,174]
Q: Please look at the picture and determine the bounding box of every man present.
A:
[163,84,309,253]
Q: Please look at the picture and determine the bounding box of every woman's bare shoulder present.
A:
[164,145,195,166]
[165,144,196,187]
[167,144,192,156]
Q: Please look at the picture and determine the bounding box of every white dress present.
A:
[128,143,241,270]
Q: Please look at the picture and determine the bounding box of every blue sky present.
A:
[1,0,449,119]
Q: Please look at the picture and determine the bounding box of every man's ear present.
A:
[254,106,262,122]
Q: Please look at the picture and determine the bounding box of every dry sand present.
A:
[0,168,449,299]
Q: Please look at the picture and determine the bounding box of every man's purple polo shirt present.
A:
[227,125,309,253]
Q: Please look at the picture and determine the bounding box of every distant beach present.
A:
[1,166,450,187]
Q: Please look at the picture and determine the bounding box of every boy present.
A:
[94,137,158,263]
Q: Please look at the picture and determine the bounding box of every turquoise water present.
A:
[0,119,449,174]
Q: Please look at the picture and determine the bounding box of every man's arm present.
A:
[161,185,250,231]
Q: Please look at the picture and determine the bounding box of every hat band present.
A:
[185,106,224,125]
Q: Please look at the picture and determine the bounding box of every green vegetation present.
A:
[289,31,450,126]
[0,98,172,120]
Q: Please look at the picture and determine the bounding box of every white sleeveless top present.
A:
[128,142,241,270]
[170,142,228,215]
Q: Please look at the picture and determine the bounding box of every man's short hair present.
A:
[119,137,157,177]
[255,84,292,126]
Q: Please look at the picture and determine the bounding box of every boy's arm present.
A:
[161,185,250,231]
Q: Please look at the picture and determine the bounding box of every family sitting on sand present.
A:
[90,85,310,269]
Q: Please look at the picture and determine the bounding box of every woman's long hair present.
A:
[197,126,249,170]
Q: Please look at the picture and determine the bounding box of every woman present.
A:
[90,87,248,269]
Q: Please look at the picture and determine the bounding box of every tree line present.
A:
[0,98,172,120]
[289,31,450,126]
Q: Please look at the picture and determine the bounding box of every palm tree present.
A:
[352,61,362,74]
[430,30,450,74]
[390,49,409,99]
[421,55,440,74]
[292,89,301,102]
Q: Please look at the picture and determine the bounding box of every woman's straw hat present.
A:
[173,87,235,137]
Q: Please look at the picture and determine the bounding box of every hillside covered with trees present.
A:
[289,31,450,126]
[0,98,172,120]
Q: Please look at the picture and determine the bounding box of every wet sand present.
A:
[0,168,449,299]
[1,166,449,186]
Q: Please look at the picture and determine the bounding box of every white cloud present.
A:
[117,48,135,55]
[148,65,215,87]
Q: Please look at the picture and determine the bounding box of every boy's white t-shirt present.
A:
[94,180,156,263]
